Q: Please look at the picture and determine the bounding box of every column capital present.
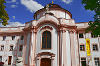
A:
[29,26,37,33]
[36,56,41,60]
[69,29,77,33]
[59,28,66,33]
[30,29,37,34]
[51,56,55,60]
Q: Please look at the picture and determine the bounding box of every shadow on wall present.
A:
[14,38,24,66]
[3,35,24,66]
[12,36,24,66]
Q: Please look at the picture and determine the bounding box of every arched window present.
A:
[42,31,51,49]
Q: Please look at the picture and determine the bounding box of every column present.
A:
[57,31,60,66]
[69,30,76,66]
[51,57,55,66]
[32,28,37,66]
[23,32,27,65]
[74,31,80,66]
[62,29,67,66]
[66,30,71,66]
[59,29,62,66]
[29,31,33,66]
[37,57,41,66]
[59,27,67,66]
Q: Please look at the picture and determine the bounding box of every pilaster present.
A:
[59,27,67,66]
[31,27,37,66]
[23,32,28,65]
[74,31,80,66]
[69,30,76,66]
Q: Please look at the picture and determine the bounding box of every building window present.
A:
[9,46,13,51]
[1,45,4,51]
[80,45,85,51]
[93,44,98,51]
[3,36,6,41]
[42,31,51,49]
[0,56,2,62]
[94,58,99,66]
[19,45,23,51]
[81,58,86,66]
[91,33,98,38]
[20,36,24,40]
[12,36,15,40]
[8,56,12,65]
[79,33,84,38]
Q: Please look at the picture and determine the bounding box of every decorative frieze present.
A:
[40,26,53,31]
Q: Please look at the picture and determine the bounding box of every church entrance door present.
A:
[40,58,51,66]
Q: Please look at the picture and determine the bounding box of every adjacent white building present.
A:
[0,4,100,66]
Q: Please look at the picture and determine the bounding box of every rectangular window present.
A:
[79,33,84,38]
[93,45,98,51]
[80,45,85,51]
[20,36,24,40]
[1,45,4,51]
[19,45,23,51]
[42,31,51,49]
[3,36,6,41]
[81,58,86,66]
[0,56,2,62]
[12,36,15,40]
[94,58,99,66]
[9,46,13,51]
[8,56,12,65]
[91,33,98,38]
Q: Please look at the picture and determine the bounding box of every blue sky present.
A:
[2,0,95,27]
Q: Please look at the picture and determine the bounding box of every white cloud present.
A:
[62,0,72,4]
[12,16,15,19]
[16,2,19,4]
[0,22,25,27]
[21,0,44,13]
[11,5,17,8]
[12,0,16,2]
[7,0,18,8]
[7,0,16,3]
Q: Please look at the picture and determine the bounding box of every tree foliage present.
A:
[86,21,100,36]
[0,0,9,26]
[82,0,100,35]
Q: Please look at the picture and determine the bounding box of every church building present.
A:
[0,4,100,66]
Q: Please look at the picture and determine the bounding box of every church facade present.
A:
[0,4,100,66]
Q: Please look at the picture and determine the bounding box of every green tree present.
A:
[0,0,9,26]
[82,0,100,35]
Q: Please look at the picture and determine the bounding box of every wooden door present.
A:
[40,58,51,66]
[8,56,12,65]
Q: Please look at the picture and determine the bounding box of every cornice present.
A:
[0,31,24,35]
